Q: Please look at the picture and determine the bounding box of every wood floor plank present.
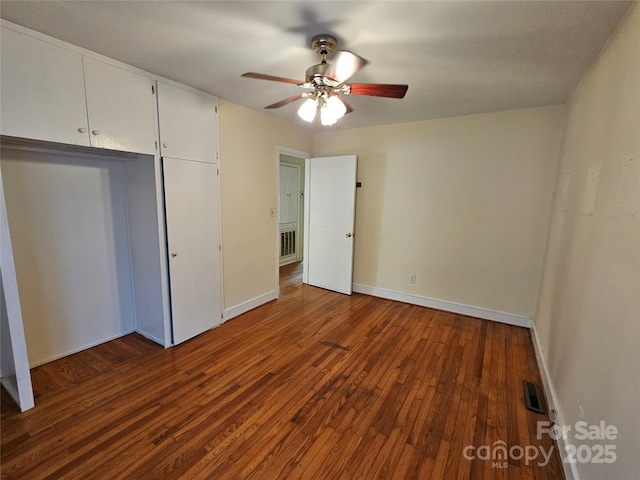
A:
[1,262,564,479]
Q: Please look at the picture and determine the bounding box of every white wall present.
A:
[1,148,136,366]
[534,4,639,479]
[218,100,313,313]
[0,281,13,377]
[123,158,169,346]
[314,105,565,321]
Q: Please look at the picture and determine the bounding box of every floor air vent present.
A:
[280,230,296,257]
[523,380,545,414]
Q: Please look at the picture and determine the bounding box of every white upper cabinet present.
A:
[1,24,156,155]
[83,57,156,156]
[0,27,90,146]
[157,81,217,163]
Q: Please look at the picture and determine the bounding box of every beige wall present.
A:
[314,105,565,318]
[217,11,639,475]
[218,100,313,310]
[535,4,639,479]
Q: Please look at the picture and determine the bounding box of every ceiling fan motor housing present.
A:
[311,34,337,57]
[308,35,340,85]
[306,62,335,85]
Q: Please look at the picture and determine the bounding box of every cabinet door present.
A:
[157,82,217,163]
[83,57,156,155]
[0,26,90,146]
[163,157,222,344]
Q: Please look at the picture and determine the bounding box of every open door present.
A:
[163,157,222,344]
[303,155,357,295]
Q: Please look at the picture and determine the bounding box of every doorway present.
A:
[276,149,358,296]
[276,147,309,294]
[279,160,303,266]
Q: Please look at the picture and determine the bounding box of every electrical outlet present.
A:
[409,275,416,283]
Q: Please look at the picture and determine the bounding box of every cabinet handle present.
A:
[91,130,100,135]
[78,127,87,133]
[162,143,169,148]
[171,252,178,257]
[346,232,352,238]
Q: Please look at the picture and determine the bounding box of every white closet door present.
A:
[279,164,299,224]
[0,26,89,146]
[156,82,217,163]
[163,157,221,344]
[82,57,156,155]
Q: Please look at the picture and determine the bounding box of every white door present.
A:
[156,81,218,163]
[163,157,222,344]
[303,155,357,295]
[0,26,90,146]
[279,163,300,265]
[279,164,299,225]
[83,57,156,155]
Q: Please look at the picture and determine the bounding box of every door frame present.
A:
[275,146,310,298]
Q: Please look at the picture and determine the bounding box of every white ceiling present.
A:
[0,1,633,131]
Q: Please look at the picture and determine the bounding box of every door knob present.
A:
[77,127,87,133]
[346,233,352,238]
[171,252,178,257]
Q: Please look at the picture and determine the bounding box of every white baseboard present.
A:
[352,284,532,328]
[223,290,277,322]
[531,321,581,480]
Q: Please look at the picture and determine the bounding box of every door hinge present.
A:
[217,168,219,176]
[151,84,155,94]
[216,152,219,160]
[219,244,222,251]
[215,105,218,114]
[155,140,158,151]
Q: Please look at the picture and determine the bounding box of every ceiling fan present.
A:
[241,34,408,126]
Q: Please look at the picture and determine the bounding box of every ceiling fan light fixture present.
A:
[320,95,347,126]
[297,98,318,122]
[244,33,407,124]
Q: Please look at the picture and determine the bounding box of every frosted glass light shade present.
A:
[297,98,317,122]
[320,96,347,126]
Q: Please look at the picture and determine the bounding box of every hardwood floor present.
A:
[1,263,564,479]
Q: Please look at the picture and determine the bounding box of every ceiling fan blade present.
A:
[324,51,368,84]
[348,83,409,98]
[242,72,304,85]
[264,93,304,109]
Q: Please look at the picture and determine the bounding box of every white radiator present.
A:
[280,229,296,258]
